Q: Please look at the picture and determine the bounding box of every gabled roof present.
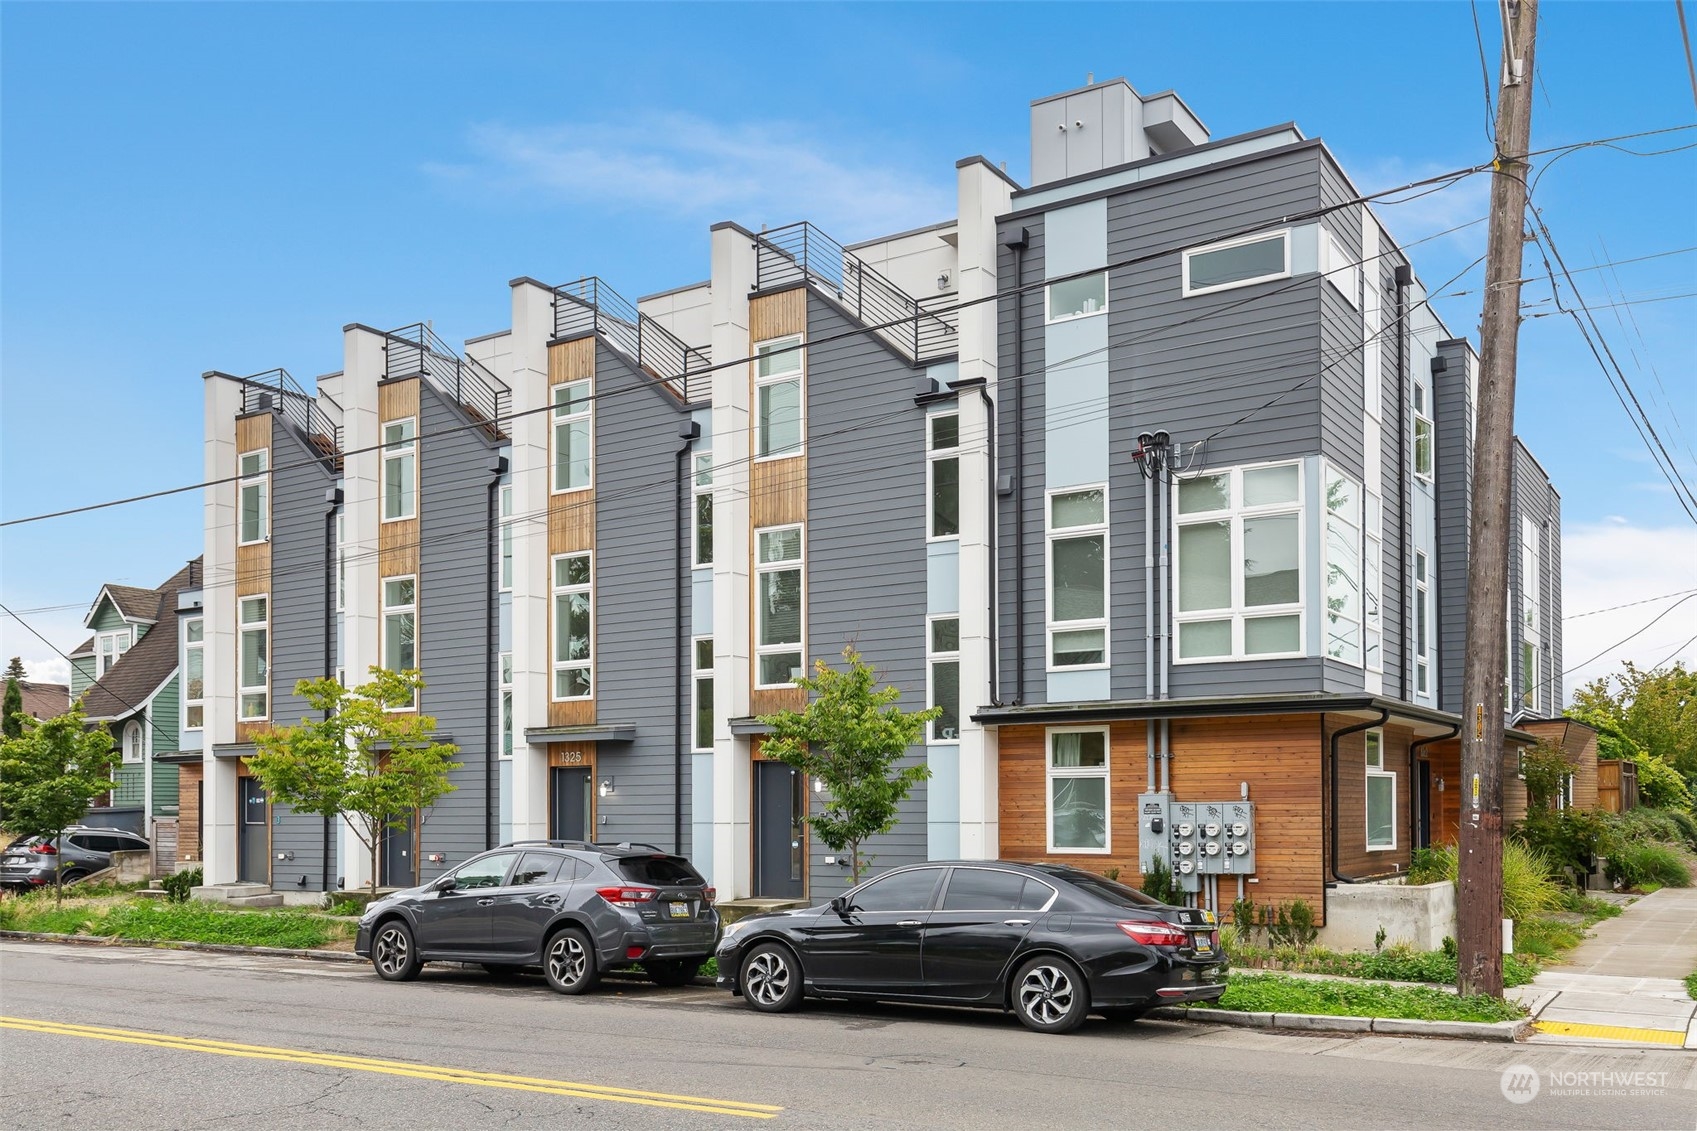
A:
[84,583,164,629]
[16,681,70,721]
[79,558,202,722]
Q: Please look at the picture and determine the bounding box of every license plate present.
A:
[1192,944,1213,957]
[669,901,691,919]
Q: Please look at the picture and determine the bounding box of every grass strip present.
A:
[1192,972,1525,1023]
[1,897,352,950]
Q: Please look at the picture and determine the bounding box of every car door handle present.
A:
[1003,919,1031,926]
[896,919,922,928]
[477,898,496,906]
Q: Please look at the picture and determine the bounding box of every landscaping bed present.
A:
[0,892,357,950]
[1193,972,1526,1024]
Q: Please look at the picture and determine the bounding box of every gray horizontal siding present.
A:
[997,218,1048,706]
[1435,341,1474,714]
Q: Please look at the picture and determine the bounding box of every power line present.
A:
[1561,591,1697,676]
[1434,243,1697,296]
[1565,586,1697,619]
[1524,290,1697,316]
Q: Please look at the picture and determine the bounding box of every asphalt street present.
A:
[2,940,1693,1130]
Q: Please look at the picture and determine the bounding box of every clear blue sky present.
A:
[3,1,1694,695]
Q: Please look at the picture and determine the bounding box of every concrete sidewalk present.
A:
[1510,886,1697,1048]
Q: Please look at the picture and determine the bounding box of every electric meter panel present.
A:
[1140,794,1256,891]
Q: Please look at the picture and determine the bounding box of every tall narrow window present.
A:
[693,453,713,567]
[552,381,591,492]
[1047,729,1109,853]
[336,512,347,611]
[755,525,803,687]
[238,596,268,721]
[499,651,513,757]
[1414,551,1430,696]
[96,630,131,677]
[1175,463,1303,660]
[552,553,592,700]
[1365,729,1395,850]
[239,449,269,544]
[755,336,803,459]
[499,485,514,591]
[928,616,960,743]
[928,414,960,540]
[1047,487,1107,668]
[184,618,205,729]
[1520,516,1542,712]
[1323,464,1362,666]
[382,577,416,677]
[1364,492,1384,673]
[1412,382,1434,482]
[382,419,416,521]
[692,638,714,752]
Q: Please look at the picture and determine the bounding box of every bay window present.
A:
[1175,463,1303,661]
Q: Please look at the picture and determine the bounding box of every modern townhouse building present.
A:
[186,76,1561,924]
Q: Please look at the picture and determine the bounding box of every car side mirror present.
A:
[829,895,848,915]
[431,875,456,894]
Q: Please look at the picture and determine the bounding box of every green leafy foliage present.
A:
[1393,842,1562,920]
[757,646,935,883]
[1571,662,1697,791]
[1605,841,1693,889]
[2,677,22,740]
[0,895,354,949]
[246,668,461,892]
[1515,809,1612,877]
[161,867,203,903]
[1193,973,1525,1023]
[0,706,121,904]
[1518,741,1573,812]
[1407,847,1454,886]
[1139,854,1182,905]
[1265,900,1318,951]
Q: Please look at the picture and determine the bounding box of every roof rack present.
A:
[593,841,668,854]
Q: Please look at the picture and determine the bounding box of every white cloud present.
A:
[1345,154,1492,259]
[426,113,955,242]
[1561,520,1697,699]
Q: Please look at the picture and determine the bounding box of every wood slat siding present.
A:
[377,378,421,583]
[751,456,807,527]
[997,715,1335,924]
[548,744,597,769]
[1423,739,1462,846]
[751,686,806,716]
[234,722,272,744]
[235,414,273,599]
[178,762,204,863]
[749,287,806,343]
[1328,720,1413,881]
[548,338,595,385]
[547,341,596,729]
[152,817,178,874]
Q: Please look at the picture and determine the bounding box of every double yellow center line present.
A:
[0,1015,781,1119]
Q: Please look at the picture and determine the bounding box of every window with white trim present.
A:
[239,449,269,545]
[755,336,803,459]
[693,453,713,567]
[1323,464,1362,666]
[692,638,714,752]
[1320,228,1360,308]
[1412,381,1434,483]
[1174,463,1303,661]
[1520,517,1541,712]
[1047,729,1109,853]
[1415,551,1431,697]
[238,595,268,720]
[123,720,143,765]
[382,576,416,677]
[382,419,416,521]
[499,485,514,591]
[184,618,205,729]
[1047,487,1107,669]
[552,553,592,701]
[499,651,513,758]
[1046,271,1107,322]
[755,525,803,687]
[1183,230,1290,296]
[928,616,960,743]
[1364,492,1384,673]
[1365,728,1395,850]
[552,380,591,492]
[928,414,960,540]
[96,630,131,677]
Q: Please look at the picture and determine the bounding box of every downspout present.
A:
[485,456,508,852]
[1144,451,1156,793]
[1157,436,1173,793]
[1329,708,1391,893]
[1395,265,1412,700]
[1003,228,1029,704]
[675,421,702,855]
[976,384,999,703]
[1409,722,1461,852]
[322,486,343,895]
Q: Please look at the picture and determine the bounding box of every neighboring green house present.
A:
[70,560,201,834]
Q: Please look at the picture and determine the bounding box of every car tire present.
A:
[543,927,599,995]
[643,959,696,988]
[371,919,423,982]
[740,943,803,1014]
[60,870,89,885]
[1011,955,1090,1034]
[482,963,525,979]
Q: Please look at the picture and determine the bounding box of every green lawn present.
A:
[0,894,355,950]
[1191,973,1526,1024]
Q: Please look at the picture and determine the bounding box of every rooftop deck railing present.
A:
[553,276,712,403]
[383,323,511,438]
[240,368,342,457]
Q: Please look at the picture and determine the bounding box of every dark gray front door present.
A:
[381,813,414,888]
[754,761,805,899]
[550,768,592,842]
[238,778,268,884]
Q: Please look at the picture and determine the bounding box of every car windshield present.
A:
[615,856,703,886]
[1045,868,1164,909]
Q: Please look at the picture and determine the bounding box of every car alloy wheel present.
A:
[372,921,422,982]
[1013,956,1088,1034]
[741,943,802,1013]
[544,928,598,995]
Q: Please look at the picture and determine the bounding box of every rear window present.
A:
[615,855,704,886]
[1045,867,1163,909]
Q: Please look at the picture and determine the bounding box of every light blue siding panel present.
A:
[1044,314,1110,489]
[690,752,714,879]
[1045,199,1108,277]
[926,745,960,860]
[1047,668,1110,702]
[692,571,714,635]
[499,758,513,845]
[927,541,960,615]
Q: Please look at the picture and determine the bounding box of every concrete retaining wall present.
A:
[1318,880,1456,952]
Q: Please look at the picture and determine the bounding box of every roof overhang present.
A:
[728,717,773,737]
[523,724,636,744]
[153,750,203,764]
[211,743,256,760]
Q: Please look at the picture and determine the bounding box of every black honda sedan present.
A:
[715,861,1225,1033]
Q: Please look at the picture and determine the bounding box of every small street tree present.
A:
[0,706,120,904]
[758,646,937,884]
[247,668,460,892]
[2,677,23,740]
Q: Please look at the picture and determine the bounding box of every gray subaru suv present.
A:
[0,826,150,890]
[355,841,718,994]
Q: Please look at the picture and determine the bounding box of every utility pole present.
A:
[1458,0,1538,999]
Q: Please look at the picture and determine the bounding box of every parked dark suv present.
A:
[355,841,718,994]
[0,826,150,890]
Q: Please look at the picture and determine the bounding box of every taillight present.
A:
[596,885,658,908]
[1118,920,1189,948]
[702,887,716,904]
[1210,930,1221,950]
[33,843,57,855]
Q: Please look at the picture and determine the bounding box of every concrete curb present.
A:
[1149,1004,1529,1042]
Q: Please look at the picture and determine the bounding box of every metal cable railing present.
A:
[553,276,712,403]
[240,368,342,456]
[753,222,957,363]
[383,323,511,438]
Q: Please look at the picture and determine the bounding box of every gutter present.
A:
[485,456,508,852]
[322,486,343,895]
[1328,708,1391,896]
[675,421,701,855]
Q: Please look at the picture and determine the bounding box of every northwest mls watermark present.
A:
[1500,1065,1671,1103]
